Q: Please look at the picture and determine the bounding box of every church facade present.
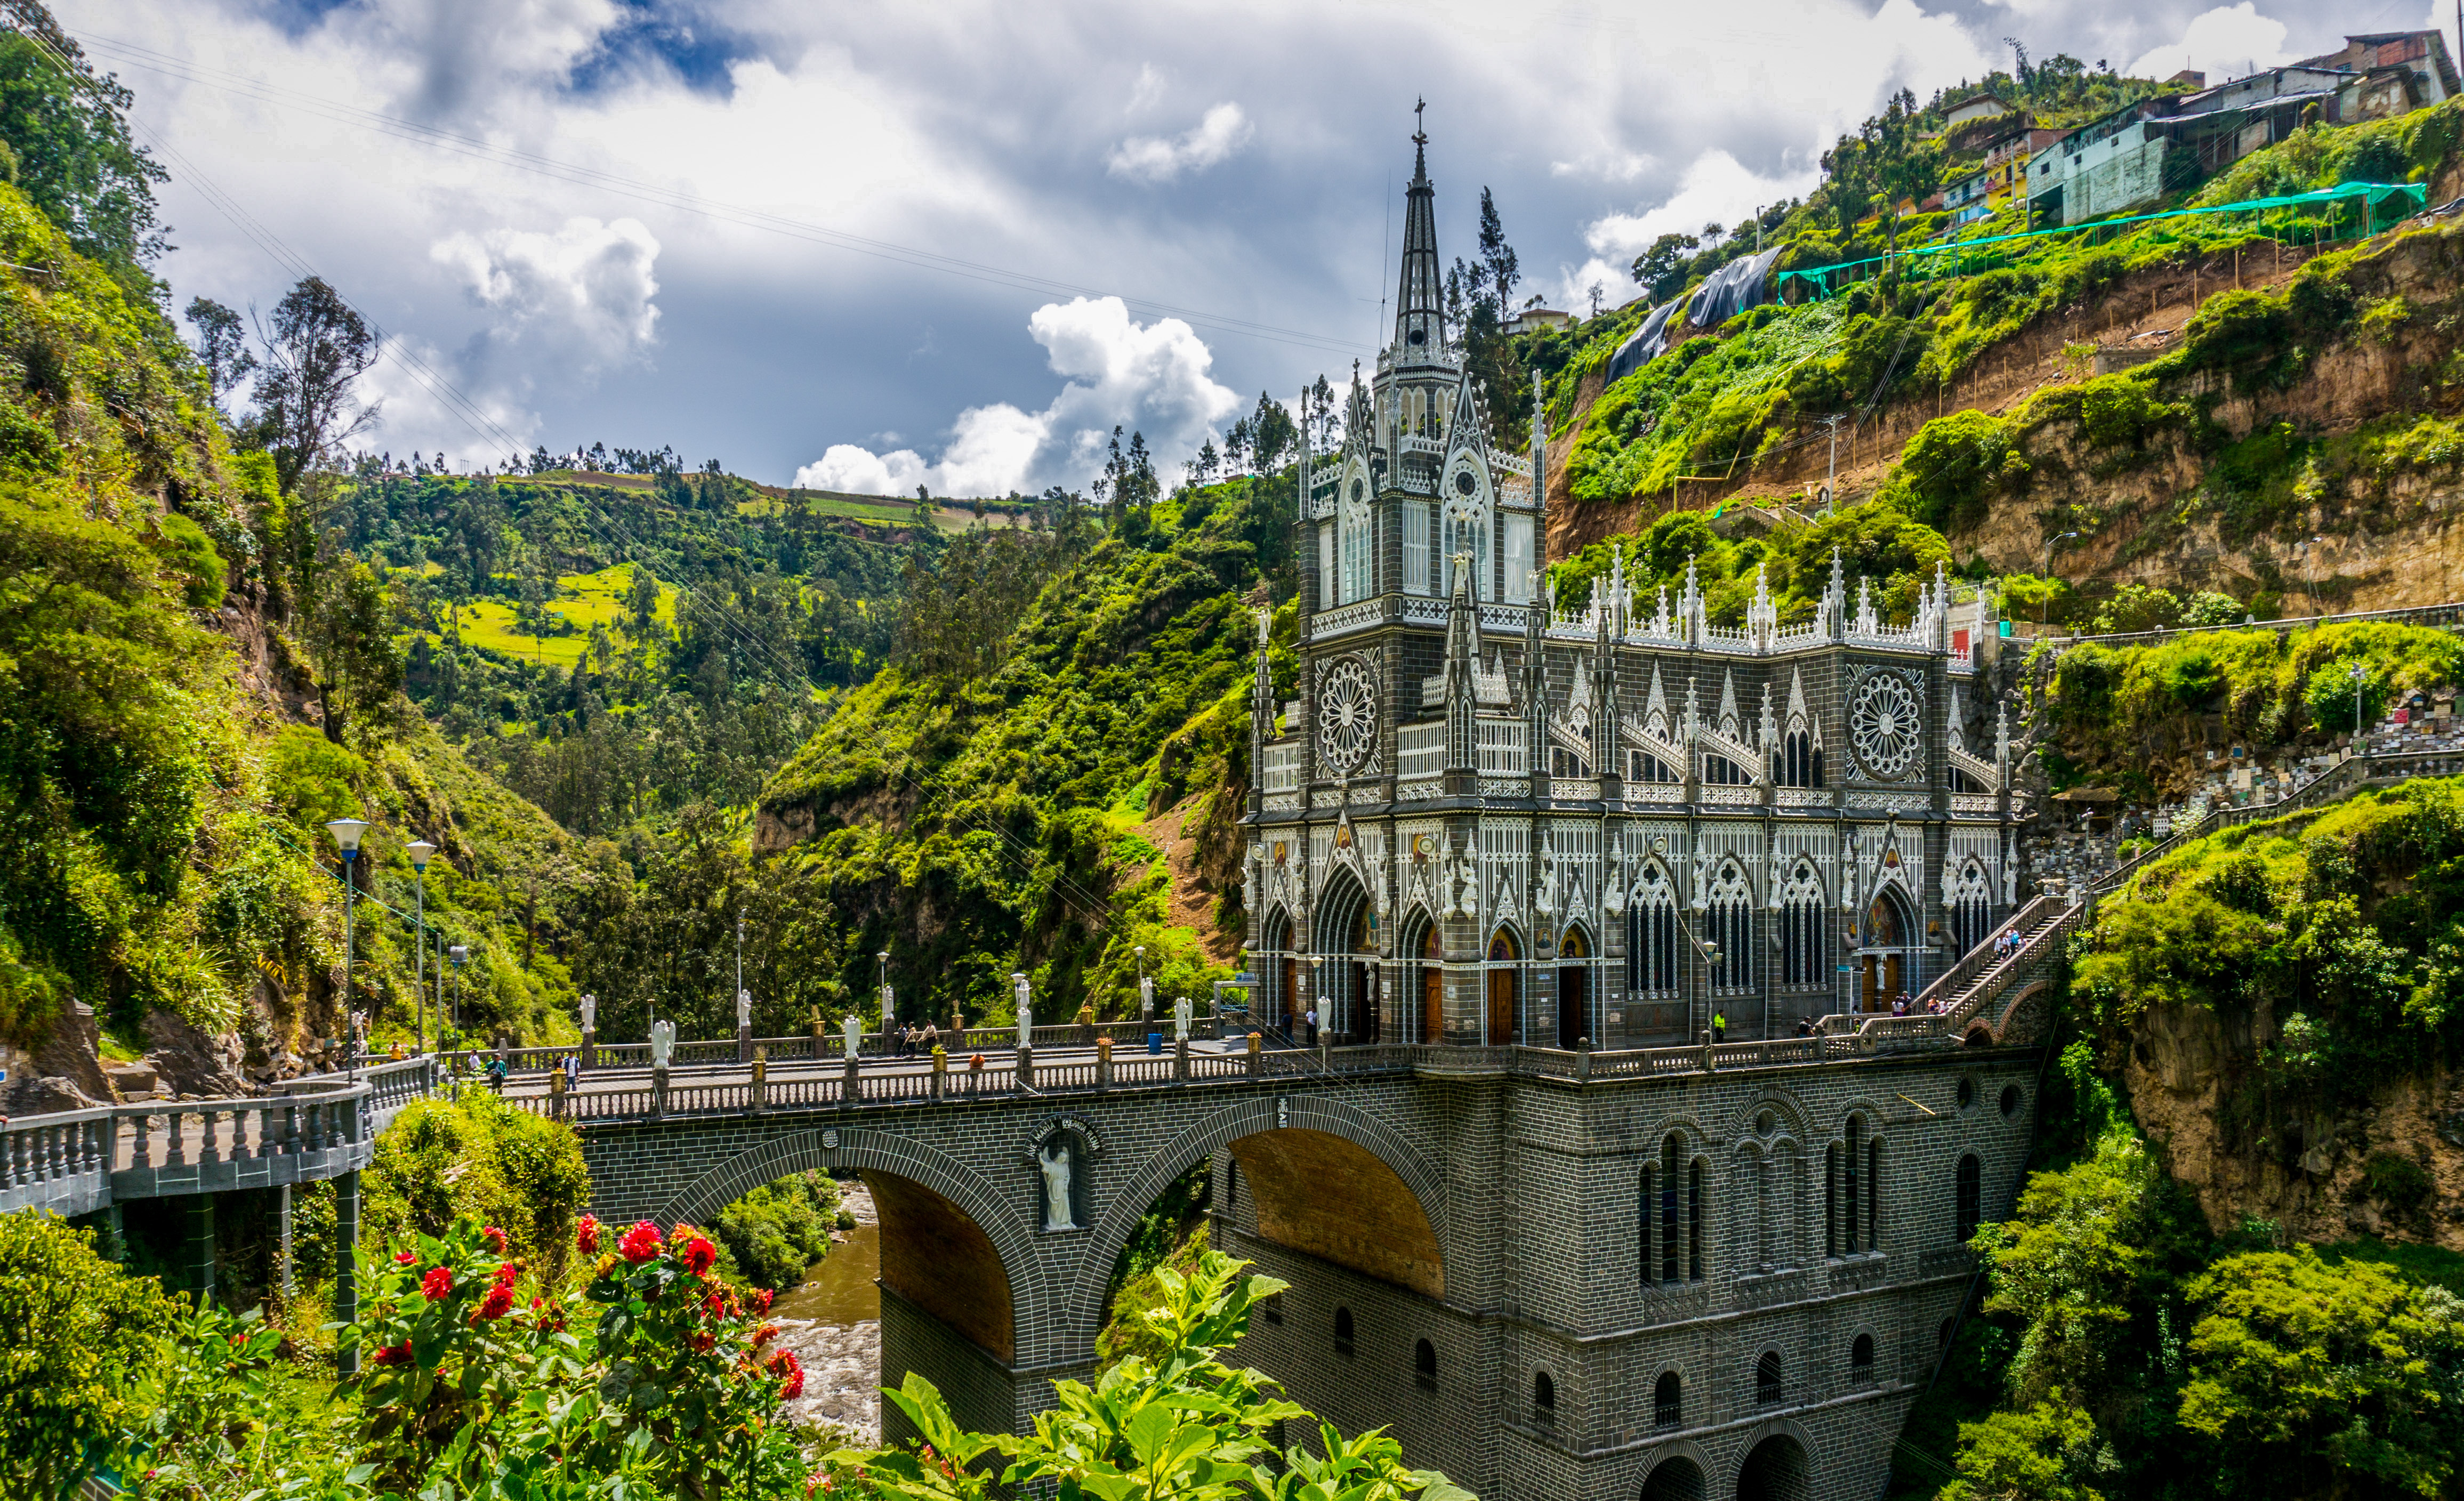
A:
[1240,131,2020,1050]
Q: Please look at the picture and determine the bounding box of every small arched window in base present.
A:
[1532,1369,1556,1423]
[1414,1337,1438,1393]
[1754,1350,1784,1407]
[1333,1306,1355,1358]
[1652,1370,1682,1429]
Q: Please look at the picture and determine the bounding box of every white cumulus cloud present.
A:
[1106,102,1254,183]
[1560,150,1817,313]
[795,295,1239,497]
[2126,4,2296,84]
[431,215,663,370]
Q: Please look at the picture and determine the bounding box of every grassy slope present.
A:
[1534,101,2464,615]
[753,477,1292,1024]
[0,171,598,1058]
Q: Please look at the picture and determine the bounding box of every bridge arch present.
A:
[1731,1417,1816,1501]
[649,1124,1042,1369]
[1637,1440,1713,1501]
[1065,1092,1449,1359]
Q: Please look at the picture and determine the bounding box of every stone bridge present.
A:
[498,930,2065,1501]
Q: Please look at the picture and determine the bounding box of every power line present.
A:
[80,32,1373,361]
[23,32,1140,956]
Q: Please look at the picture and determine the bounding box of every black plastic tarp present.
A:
[1604,298,1681,383]
[1685,246,1783,329]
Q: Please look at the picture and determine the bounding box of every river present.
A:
[769,1179,883,1444]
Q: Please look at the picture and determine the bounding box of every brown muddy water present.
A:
[770,1180,882,1444]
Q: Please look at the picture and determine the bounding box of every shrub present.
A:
[363,1090,591,1285]
[713,1170,841,1292]
[0,1212,180,1501]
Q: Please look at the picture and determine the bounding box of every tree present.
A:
[183,296,254,414]
[2180,1247,2464,1499]
[1630,232,1700,302]
[0,1212,180,1501]
[1307,374,1340,450]
[818,1250,1471,1500]
[0,5,168,295]
[251,276,381,497]
[1477,186,1518,313]
[308,555,404,745]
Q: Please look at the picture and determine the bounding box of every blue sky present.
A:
[78,0,2413,495]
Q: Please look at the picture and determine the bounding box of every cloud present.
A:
[795,295,1238,497]
[2125,4,2295,82]
[1559,150,1817,312]
[430,216,663,370]
[1106,103,1254,183]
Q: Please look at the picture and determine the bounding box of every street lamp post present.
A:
[406,840,436,1056]
[1817,415,1846,513]
[876,949,892,1033]
[327,818,369,1066]
[2306,536,2324,614]
[2352,661,2369,742]
[2043,532,2079,626]
[448,945,468,1032]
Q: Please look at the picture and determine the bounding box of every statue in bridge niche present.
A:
[1037,1142,1077,1231]
[648,1019,675,1067]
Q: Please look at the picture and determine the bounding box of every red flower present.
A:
[688,1331,715,1354]
[766,1348,804,1400]
[702,1288,730,1320]
[618,1221,662,1263]
[421,1267,453,1301]
[481,1225,509,1254]
[476,1284,516,1321]
[753,1287,774,1313]
[576,1215,601,1254]
[752,1322,780,1348]
[372,1340,413,1366]
[494,1261,518,1289]
[682,1236,718,1277]
[393,1249,416,1265]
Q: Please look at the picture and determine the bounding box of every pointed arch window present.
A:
[1781,727,1823,787]
[1779,859,1829,986]
[1339,485,1372,604]
[1441,503,1488,599]
[1708,864,1754,992]
[1703,753,1752,786]
[1951,860,1994,956]
[1627,865,1680,996]
[1629,749,1680,783]
[1403,501,1433,595]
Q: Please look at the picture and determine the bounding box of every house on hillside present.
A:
[2026,31,2459,224]
[1943,124,2067,227]
[1503,305,1573,336]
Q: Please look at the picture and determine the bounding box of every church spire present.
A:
[1392,99,1444,359]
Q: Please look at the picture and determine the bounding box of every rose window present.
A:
[1318,659,1378,773]
[1849,674,1921,779]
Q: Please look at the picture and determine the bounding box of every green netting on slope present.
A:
[1776,181,2430,297]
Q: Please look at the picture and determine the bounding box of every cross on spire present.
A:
[1413,96,1427,147]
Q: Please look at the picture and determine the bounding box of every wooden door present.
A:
[1421,966,1443,1043]
[1885,954,1903,1006]
[1487,968,1516,1044]
[1557,966,1588,1048]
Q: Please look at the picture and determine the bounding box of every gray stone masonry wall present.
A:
[570,1041,2040,1501]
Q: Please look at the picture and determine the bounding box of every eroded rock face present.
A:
[2126,999,2464,1250]
[143,1007,253,1099]
[2,1002,112,1115]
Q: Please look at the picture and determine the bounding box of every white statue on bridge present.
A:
[1037,1142,1077,1231]
[579,992,595,1032]
[737,988,752,1030]
[648,1019,675,1068]
[1013,972,1033,1043]
[844,1012,863,1058]
[1174,994,1191,1040]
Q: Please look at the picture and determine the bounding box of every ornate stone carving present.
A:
[1849,671,1923,781]
[1318,657,1378,772]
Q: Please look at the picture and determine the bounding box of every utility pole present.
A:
[1817,415,1847,513]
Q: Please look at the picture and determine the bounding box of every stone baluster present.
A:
[1247,1032,1263,1078]
[549,1065,567,1120]
[1174,1035,1190,1083]
[1016,1043,1034,1091]
[165,1105,188,1167]
[749,1047,766,1115]
[931,1047,947,1100]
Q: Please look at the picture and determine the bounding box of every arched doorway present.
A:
[1735,1432,1811,1501]
[1418,922,1444,1044]
[1640,1453,1705,1501]
[1350,901,1381,1044]
[1858,886,1914,1013]
[1264,909,1298,1043]
[1557,927,1590,1049]
[1486,929,1520,1044]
